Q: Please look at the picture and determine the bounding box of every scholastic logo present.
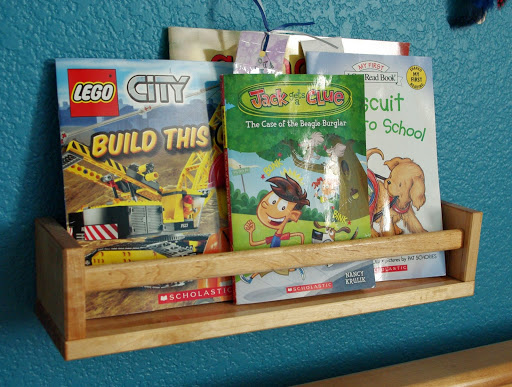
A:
[68,69,119,117]
[375,265,408,273]
[158,285,233,304]
[286,282,333,294]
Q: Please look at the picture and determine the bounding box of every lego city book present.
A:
[55,58,234,317]
[306,52,446,281]
[222,73,375,304]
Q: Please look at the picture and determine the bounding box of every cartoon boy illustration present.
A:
[245,174,310,247]
[240,174,310,284]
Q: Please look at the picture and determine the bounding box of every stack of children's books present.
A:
[169,27,445,305]
[53,27,445,314]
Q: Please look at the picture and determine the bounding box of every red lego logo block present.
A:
[68,69,119,117]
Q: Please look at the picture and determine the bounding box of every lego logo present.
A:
[72,82,116,103]
[67,69,119,117]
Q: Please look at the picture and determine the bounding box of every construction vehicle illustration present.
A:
[85,232,215,266]
[62,86,226,238]
[62,104,230,266]
[63,139,213,239]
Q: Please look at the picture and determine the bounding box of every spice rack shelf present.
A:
[35,201,482,360]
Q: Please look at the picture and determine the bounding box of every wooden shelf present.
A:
[35,201,482,360]
[305,340,512,386]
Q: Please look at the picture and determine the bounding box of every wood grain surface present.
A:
[64,278,473,360]
[303,340,512,387]
[85,229,464,292]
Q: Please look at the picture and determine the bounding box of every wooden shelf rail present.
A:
[305,340,512,386]
[86,229,463,292]
[35,201,483,360]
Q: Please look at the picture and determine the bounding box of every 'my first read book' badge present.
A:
[223,74,375,304]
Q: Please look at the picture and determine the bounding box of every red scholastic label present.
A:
[67,69,119,117]
[158,285,233,304]
[286,282,333,294]
[375,265,408,273]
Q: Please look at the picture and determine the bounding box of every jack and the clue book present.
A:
[222,73,376,304]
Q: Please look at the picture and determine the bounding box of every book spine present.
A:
[220,76,234,252]
[220,75,239,302]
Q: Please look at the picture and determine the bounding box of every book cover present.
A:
[300,36,410,57]
[168,26,240,63]
[55,58,234,317]
[306,52,446,281]
[168,26,409,73]
[222,73,374,304]
[168,26,299,72]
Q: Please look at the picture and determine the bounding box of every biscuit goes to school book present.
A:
[55,59,233,317]
[223,73,375,304]
[306,52,446,281]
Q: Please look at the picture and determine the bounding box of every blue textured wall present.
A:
[0,0,510,384]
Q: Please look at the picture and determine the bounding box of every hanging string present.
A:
[252,0,316,51]
[252,0,314,32]
[252,0,340,51]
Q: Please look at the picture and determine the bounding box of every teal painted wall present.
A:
[0,0,510,384]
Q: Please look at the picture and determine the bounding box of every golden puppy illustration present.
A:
[367,148,427,237]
